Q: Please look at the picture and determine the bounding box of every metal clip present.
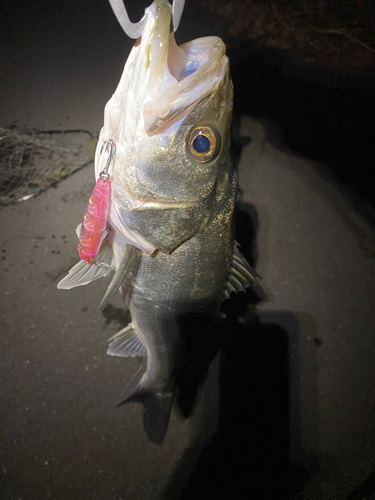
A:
[99,139,116,181]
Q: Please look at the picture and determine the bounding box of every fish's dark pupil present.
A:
[192,134,210,153]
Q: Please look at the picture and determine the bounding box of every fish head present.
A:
[96,0,234,254]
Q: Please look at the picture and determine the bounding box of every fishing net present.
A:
[0,128,97,206]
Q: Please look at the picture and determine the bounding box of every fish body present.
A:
[58,0,259,443]
[118,169,236,440]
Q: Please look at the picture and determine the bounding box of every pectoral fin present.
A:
[107,323,147,357]
[57,239,114,290]
[99,243,141,311]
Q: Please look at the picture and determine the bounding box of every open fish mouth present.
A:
[140,0,228,135]
[96,0,229,147]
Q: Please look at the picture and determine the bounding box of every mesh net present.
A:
[0,128,97,206]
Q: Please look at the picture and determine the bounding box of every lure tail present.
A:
[118,384,174,445]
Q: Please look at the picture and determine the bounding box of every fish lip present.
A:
[112,180,198,211]
[130,200,193,211]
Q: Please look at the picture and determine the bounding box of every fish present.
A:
[58,0,261,444]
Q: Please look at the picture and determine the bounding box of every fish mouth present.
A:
[121,196,194,212]
[137,0,228,135]
[133,199,191,210]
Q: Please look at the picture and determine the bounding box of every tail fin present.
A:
[118,385,174,445]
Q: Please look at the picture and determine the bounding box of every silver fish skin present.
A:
[58,0,259,444]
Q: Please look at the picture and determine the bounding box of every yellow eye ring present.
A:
[187,126,220,163]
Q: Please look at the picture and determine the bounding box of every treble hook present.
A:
[108,0,185,39]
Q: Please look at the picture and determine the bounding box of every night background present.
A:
[1,0,375,498]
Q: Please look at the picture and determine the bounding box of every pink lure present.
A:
[78,178,111,264]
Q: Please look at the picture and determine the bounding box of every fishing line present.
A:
[122,360,146,394]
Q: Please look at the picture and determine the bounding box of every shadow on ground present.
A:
[163,311,317,500]
[229,42,375,225]
[346,468,375,500]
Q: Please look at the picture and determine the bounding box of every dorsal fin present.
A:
[224,244,263,299]
[107,323,147,357]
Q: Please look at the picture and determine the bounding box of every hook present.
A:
[108,0,185,39]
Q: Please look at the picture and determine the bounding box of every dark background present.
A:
[1,1,375,499]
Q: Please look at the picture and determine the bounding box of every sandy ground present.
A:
[1,1,375,499]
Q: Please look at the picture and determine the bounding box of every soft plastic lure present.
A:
[77,140,116,264]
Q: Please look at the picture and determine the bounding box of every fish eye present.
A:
[187,126,220,163]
